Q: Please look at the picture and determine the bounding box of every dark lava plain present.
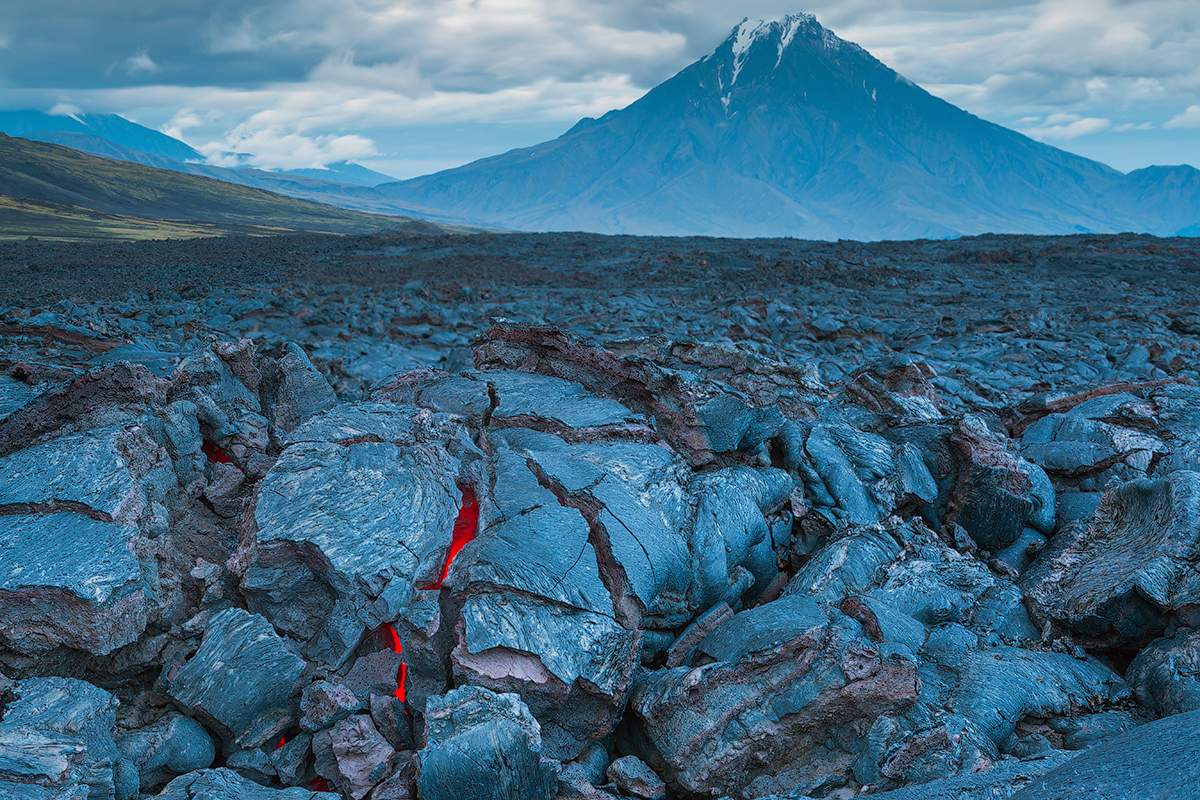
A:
[3,231,1200,800]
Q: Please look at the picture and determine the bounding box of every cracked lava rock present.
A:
[2,232,1200,799]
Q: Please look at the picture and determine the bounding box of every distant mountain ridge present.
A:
[374,13,1199,239]
[0,134,438,240]
[2,14,1196,240]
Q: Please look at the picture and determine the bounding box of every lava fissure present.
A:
[421,486,480,591]
[375,486,480,707]
[526,459,642,628]
[201,439,235,465]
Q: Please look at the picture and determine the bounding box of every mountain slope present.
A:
[0,134,438,240]
[377,14,1196,239]
[0,110,203,163]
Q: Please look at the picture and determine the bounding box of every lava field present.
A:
[1,231,1200,799]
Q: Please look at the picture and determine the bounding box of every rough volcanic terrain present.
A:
[2,231,1200,800]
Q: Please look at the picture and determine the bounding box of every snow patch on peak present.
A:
[728,13,818,84]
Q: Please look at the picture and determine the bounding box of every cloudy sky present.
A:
[0,0,1195,177]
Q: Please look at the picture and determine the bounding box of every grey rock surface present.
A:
[163,607,305,748]
[2,233,1200,800]
[417,686,557,800]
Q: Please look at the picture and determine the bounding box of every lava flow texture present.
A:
[382,486,479,704]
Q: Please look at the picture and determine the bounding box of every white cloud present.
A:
[1022,113,1112,141]
[123,49,160,75]
[1165,105,1200,128]
[1114,121,1154,132]
[48,101,83,119]
[4,0,1196,170]
[200,125,378,170]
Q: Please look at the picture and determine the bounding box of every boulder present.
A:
[116,713,214,790]
[0,677,137,800]
[629,594,919,797]
[1023,471,1200,648]
[1010,709,1200,800]
[0,422,173,656]
[163,608,305,749]
[417,686,557,800]
[242,403,473,667]
[1127,628,1200,716]
[153,767,338,799]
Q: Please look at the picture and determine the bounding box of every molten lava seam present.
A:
[424,487,480,590]
[201,439,234,465]
[381,487,480,706]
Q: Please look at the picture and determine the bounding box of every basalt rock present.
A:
[0,420,174,657]
[1023,471,1200,648]
[1127,628,1200,717]
[0,677,137,800]
[162,607,305,749]
[153,768,338,799]
[628,593,920,798]
[115,712,215,791]
[1010,709,1200,800]
[416,686,558,800]
[240,402,476,667]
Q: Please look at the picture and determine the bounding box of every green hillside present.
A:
[0,134,439,240]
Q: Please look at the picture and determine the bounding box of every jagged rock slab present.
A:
[0,422,173,656]
[629,593,919,798]
[154,768,338,799]
[243,402,471,666]
[417,686,557,800]
[0,677,137,800]
[1127,628,1200,716]
[163,607,305,748]
[1010,709,1200,800]
[116,713,214,791]
[1023,471,1200,647]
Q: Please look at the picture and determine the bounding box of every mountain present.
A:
[375,14,1199,239]
[0,134,440,240]
[283,161,396,187]
[0,110,203,163]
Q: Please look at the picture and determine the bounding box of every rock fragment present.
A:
[162,608,305,748]
[417,686,557,800]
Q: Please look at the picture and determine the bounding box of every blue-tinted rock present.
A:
[116,713,214,790]
[0,420,175,655]
[163,608,305,748]
[0,677,136,800]
[1128,628,1200,716]
[629,594,919,797]
[1023,471,1200,647]
[1010,709,1200,800]
[417,686,557,800]
[153,768,338,799]
[244,403,471,666]
[259,342,337,436]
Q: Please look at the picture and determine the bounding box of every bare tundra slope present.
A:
[2,231,1200,800]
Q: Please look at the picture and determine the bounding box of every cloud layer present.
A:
[0,0,1194,174]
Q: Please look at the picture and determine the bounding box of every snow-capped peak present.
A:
[727,13,818,84]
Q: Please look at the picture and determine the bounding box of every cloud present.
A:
[1114,121,1154,132]
[1165,105,1200,128]
[200,124,378,170]
[48,101,83,118]
[122,49,160,75]
[1022,113,1112,141]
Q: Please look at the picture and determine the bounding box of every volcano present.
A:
[376,13,1199,239]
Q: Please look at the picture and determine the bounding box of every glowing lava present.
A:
[202,439,234,465]
[423,487,480,590]
[376,487,480,706]
[383,623,408,703]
